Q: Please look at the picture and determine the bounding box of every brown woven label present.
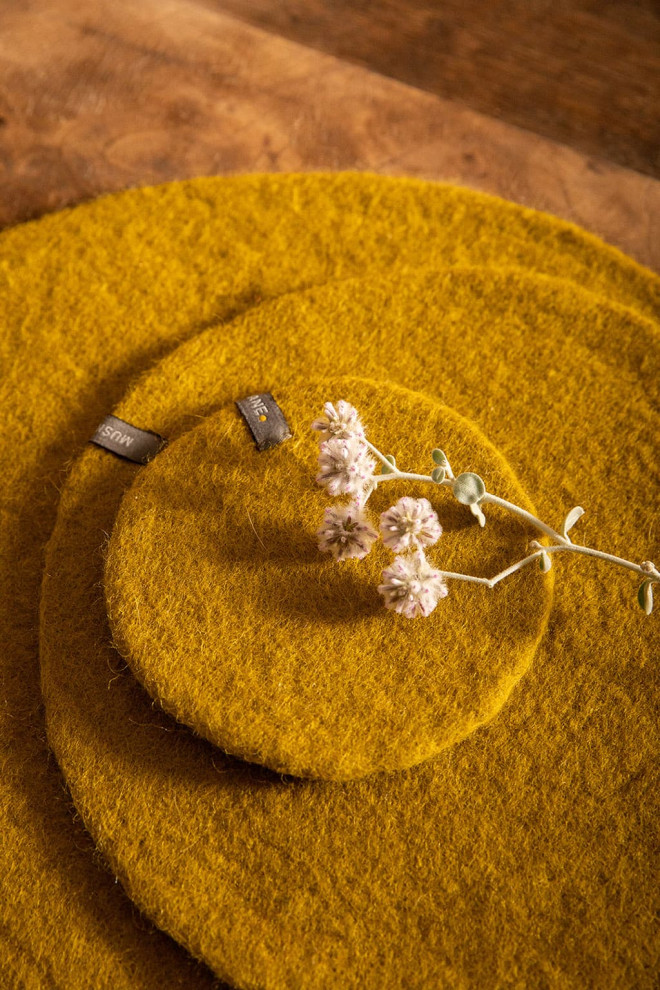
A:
[236,393,292,451]
[89,415,168,465]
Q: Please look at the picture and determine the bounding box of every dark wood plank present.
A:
[208,0,660,177]
[0,0,658,271]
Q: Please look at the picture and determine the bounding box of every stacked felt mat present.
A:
[1,173,658,989]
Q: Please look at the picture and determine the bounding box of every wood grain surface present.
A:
[210,0,660,178]
[0,0,658,271]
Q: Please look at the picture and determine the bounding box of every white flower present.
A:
[316,437,376,496]
[380,496,442,552]
[317,503,378,561]
[311,400,365,441]
[378,551,448,618]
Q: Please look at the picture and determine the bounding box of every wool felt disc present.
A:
[4,173,660,986]
[104,379,552,781]
[41,267,659,989]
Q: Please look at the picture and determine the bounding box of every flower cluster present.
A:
[316,437,376,497]
[379,552,448,619]
[312,400,365,441]
[317,503,378,561]
[312,401,448,618]
[380,496,442,552]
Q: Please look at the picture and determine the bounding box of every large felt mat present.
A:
[1,172,659,987]
[41,268,659,988]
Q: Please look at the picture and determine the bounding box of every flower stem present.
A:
[374,470,436,485]
[363,439,659,585]
[481,492,565,543]
[440,544,658,590]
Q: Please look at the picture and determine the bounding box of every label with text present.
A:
[89,415,168,464]
[236,393,293,451]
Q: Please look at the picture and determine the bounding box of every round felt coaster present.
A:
[104,379,552,780]
[40,268,659,989]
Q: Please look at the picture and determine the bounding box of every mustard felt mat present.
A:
[1,171,658,987]
[40,268,659,988]
[104,380,552,781]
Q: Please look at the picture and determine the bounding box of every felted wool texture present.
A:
[3,173,659,987]
[40,268,659,989]
[104,380,553,781]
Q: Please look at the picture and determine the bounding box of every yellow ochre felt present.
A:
[40,268,659,989]
[1,171,658,987]
[104,380,552,780]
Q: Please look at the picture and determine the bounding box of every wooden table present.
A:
[0,0,658,270]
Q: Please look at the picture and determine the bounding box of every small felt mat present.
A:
[1,172,659,987]
[104,379,552,780]
[40,268,659,988]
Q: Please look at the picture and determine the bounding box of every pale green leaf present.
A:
[562,506,584,540]
[453,472,486,505]
[638,580,654,615]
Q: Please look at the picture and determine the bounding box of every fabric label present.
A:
[89,415,168,465]
[236,393,293,451]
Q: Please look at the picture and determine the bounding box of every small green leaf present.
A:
[539,551,552,572]
[637,580,654,615]
[380,454,396,475]
[431,466,446,484]
[432,448,447,466]
[452,472,486,505]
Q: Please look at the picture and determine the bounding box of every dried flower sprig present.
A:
[312,400,660,618]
